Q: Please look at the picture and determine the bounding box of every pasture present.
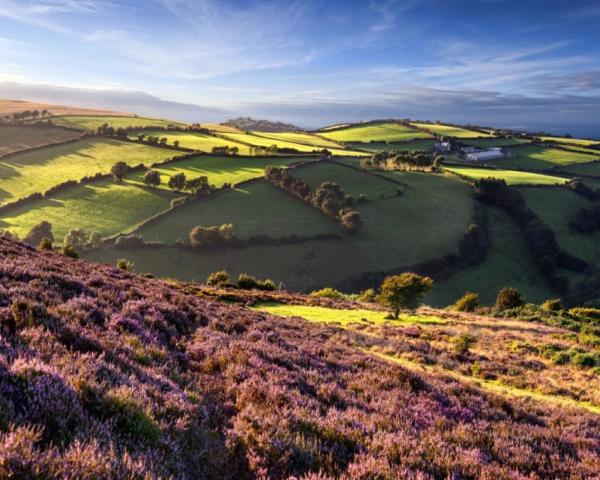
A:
[428,207,553,306]
[410,123,492,138]
[0,125,82,155]
[445,166,568,185]
[51,115,186,130]
[128,155,302,190]
[251,131,343,149]
[220,132,365,156]
[0,99,126,117]
[560,160,600,177]
[345,139,436,152]
[127,130,252,154]
[496,145,597,170]
[88,166,475,290]
[137,181,340,242]
[539,136,600,147]
[0,178,177,241]
[460,137,531,148]
[0,138,174,203]
[518,186,600,267]
[318,122,431,143]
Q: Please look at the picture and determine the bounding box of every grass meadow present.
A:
[137,180,340,242]
[128,155,302,190]
[51,115,187,130]
[127,130,252,154]
[251,131,344,149]
[410,123,492,138]
[0,178,177,241]
[345,139,437,152]
[495,145,598,169]
[445,166,568,185]
[0,125,82,155]
[318,122,432,143]
[0,138,174,203]
[460,137,532,148]
[539,136,600,147]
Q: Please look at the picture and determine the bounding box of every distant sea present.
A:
[501,124,600,141]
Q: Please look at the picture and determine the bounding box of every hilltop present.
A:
[0,99,129,118]
[1,235,600,478]
[221,116,302,132]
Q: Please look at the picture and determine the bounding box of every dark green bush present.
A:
[38,237,53,251]
[451,292,480,312]
[495,287,524,311]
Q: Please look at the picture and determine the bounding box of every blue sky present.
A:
[0,0,599,136]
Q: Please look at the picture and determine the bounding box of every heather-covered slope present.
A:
[0,237,600,478]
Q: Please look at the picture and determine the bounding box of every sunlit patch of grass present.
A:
[253,302,445,327]
[370,349,600,414]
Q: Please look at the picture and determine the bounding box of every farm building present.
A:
[435,141,451,152]
[466,147,504,162]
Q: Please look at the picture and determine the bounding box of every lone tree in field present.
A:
[168,173,186,192]
[143,170,161,188]
[24,221,53,247]
[110,161,128,182]
[378,273,433,318]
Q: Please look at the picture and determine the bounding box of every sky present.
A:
[0,0,599,137]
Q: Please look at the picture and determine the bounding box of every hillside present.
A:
[0,99,128,118]
[221,117,301,132]
[1,235,600,478]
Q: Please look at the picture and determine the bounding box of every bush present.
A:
[572,353,597,368]
[451,292,479,312]
[541,298,562,312]
[117,259,134,271]
[236,273,276,291]
[453,333,478,354]
[24,221,53,246]
[38,237,53,251]
[310,287,345,299]
[115,234,145,249]
[62,244,79,259]
[110,161,128,182]
[569,308,600,322]
[189,224,234,248]
[495,287,524,311]
[358,288,376,302]
[377,273,433,317]
[143,170,161,188]
[63,228,87,250]
[206,270,229,286]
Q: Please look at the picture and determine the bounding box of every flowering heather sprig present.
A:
[0,236,599,478]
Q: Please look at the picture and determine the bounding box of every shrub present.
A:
[358,288,376,302]
[170,197,189,208]
[63,228,87,250]
[189,224,234,248]
[377,273,433,317]
[62,244,79,259]
[38,237,53,251]
[495,287,524,311]
[551,350,572,365]
[206,270,229,286]
[168,172,186,191]
[541,298,562,312]
[310,287,345,299]
[24,221,53,246]
[453,333,478,354]
[339,209,362,233]
[572,353,597,368]
[451,292,479,312]
[569,308,600,322]
[117,259,134,271]
[236,274,276,291]
[115,234,145,249]
[87,231,103,248]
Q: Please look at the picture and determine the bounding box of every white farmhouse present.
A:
[465,147,504,162]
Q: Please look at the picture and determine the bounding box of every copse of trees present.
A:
[361,150,439,171]
[570,204,600,234]
[185,176,215,197]
[168,173,187,192]
[189,224,234,248]
[265,167,362,233]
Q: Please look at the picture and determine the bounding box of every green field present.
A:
[345,139,437,152]
[251,131,343,149]
[0,178,178,241]
[0,138,174,203]
[445,166,568,185]
[85,167,474,291]
[128,155,302,190]
[318,122,432,143]
[429,207,553,306]
[410,123,492,138]
[560,160,600,177]
[496,145,598,170]
[127,130,252,154]
[539,136,600,147]
[518,186,600,267]
[50,115,187,130]
[220,132,365,156]
[138,181,340,242]
[0,125,82,156]
[460,137,531,148]
[253,303,442,326]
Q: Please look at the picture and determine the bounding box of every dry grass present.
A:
[0,99,128,117]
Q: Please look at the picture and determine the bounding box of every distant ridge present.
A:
[222,116,301,132]
[0,98,130,118]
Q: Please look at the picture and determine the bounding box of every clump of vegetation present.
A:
[541,298,562,312]
[377,273,433,318]
[189,224,234,248]
[168,172,186,192]
[110,161,129,182]
[495,287,524,311]
[117,258,134,271]
[206,270,229,286]
[569,307,600,322]
[24,221,53,247]
[357,288,376,302]
[310,287,345,299]
[236,273,276,291]
[62,244,79,259]
[38,237,53,251]
[453,333,478,354]
[451,292,480,312]
[143,169,161,188]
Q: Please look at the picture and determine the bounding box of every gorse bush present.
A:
[541,298,563,312]
[310,287,345,299]
[495,287,525,311]
[451,292,480,312]
[189,224,234,248]
[206,270,229,286]
[116,258,134,271]
[236,273,276,291]
[62,244,79,259]
[38,237,53,251]
[453,333,478,354]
